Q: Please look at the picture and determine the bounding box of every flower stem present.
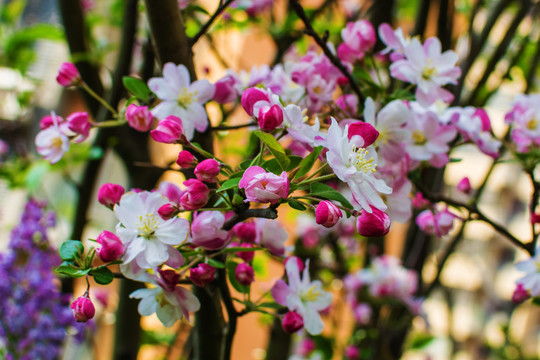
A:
[81,82,119,117]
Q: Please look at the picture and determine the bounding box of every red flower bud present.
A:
[57,62,81,87]
[190,263,216,287]
[180,179,210,210]
[194,159,221,183]
[457,177,472,195]
[125,104,154,132]
[157,203,178,220]
[96,230,124,262]
[282,311,304,333]
[512,283,529,304]
[241,87,269,116]
[356,208,391,237]
[71,295,95,322]
[97,183,125,209]
[150,116,185,144]
[348,121,379,148]
[258,104,283,132]
[315,201,343,228]
[235,262,255,286]
[67,112,91,140]
[176,150,198,169]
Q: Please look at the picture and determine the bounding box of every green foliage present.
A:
[295,146,323,179]
[90,266,114,285]
[254,131,290,171]
[309,182,353,209]
[226,260,250,293]
[123,76,150,101]
[59,240,84,262]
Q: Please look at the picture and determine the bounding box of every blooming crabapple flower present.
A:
[282,311,304,333]
[71,295,95,322]
[176,150,197,168]
[505,94,540,152]
[56,62,81,87]
[515,243,540,297]
[457,177,472,194]
[96,230,124,262]
[239,166,289,204]
[271,258,332,335]
[337,20,376,63]
[321,118,392,212]
[405,109,457,166]
[191,211,229,250]
[315,201,343,228]
[35,113,70,164]
[40,114,61,129]
[130,278,200,327]
[213,73,241,104]
[67,112,91,142]
[114,191,190,268]
[363,97,412,162]
[98,183,125,208]
[180,179,210,210]
[157,181,183,207]
[148,63,214,141]
[150,115,185,144]
[512,283,529,304]
[235,262,255,286]
[356,208,391,237]
[258,104,284,132]
[254,218,288,256]
[194,158,220,182]
[282,104,323,149]
[190,263,216,287]
[125,104,154,132]
[264,63,305,104]
[390,37,460,105]
[378,23,411,61]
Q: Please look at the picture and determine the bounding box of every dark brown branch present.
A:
[191,0,236,45]
[223,206,279,231]
[211,122,257,131]
[289,0,364,103]
[218,268,238,360]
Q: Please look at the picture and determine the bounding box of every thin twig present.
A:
[191,0,236,45]
[211,122,257,131]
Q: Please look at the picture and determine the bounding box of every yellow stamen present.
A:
[350,146,376,174]
[301,285,321,302]
[137,213,159,239]
[412,130,427,145]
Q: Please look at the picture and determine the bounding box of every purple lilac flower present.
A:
[0,199,87,359]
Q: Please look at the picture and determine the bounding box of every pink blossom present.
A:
[457,177,472,194]
[213,74,240,104]
[125,104,154,132]
[176,150,198,168]
[337,20,376,63]
[150,116,185,144]
[180,179,210,210]
[98,183,125,208]
[315,200,343,228]
[35,113,70,164]
[254,218,288,256]
[67,111,91,142]
[194,159,220,183]
[353,303,371,325]
[157,181,183,207]
[282,311,304,333]
[191,211,229,250]
[512,283,529,304]
[235,262,255,286]
[190,263,216,287]
[241,87,270,116]
[344,345,360,360]
[378,23,410,61]
[239,166,289,204]
[336,94,359,116]
[149,63,214,141]
[71,295,95,322]
[258,104,284,132]
[57,62,81,87]
[233,221,257,243]
[505,94,540,152]
[514,242,540,297]
[96,230,124,262]
[416,208,456,237]
[356,208,391,237]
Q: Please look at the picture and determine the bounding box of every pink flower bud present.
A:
[457,177,472,194]
[434,209,456,236]
[194,159,221,183]
[57,62,81,87]
[344,345,360,360]
[336,94,358,115]
[40,114,64,130]
[157,269,180,292]
[236,242,255,262]
[176,150,198,168]
[284,256,305,273]
[239,166,289,204]
[190,263,216,287]
[531,213,540,224]
[241,87,270,116]
[71,295,95,322]
[97,183,125,208]
[158,203,178,220]
[348,121,379,147]
[213,75,240,104]
[125,104,154,132]
[96,230,124,262]
[512,283,529,304]
[298,338,316,357]
[412,192,430,208]
[180,179,210,210]
[281,311,304,333]
[233,221,257,243]
[258,104,284,132]
[67,112,91,140]
[235,262,255,286]
[416,210,436,235]
[191,211,229,250]
[150,116,185,144]
[356,208,391,237]
[315,200,343,228]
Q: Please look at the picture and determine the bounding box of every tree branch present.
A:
[191,0,236,45]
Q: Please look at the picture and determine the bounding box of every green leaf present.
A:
[532,297,540,306]
[295,146,323,179]
[254,131,290,171]
[309,182,353,209]
[226,261,250,294]
[288,199,306,211]
[218,177,241,192]
[55,264,90,278]
[90,266,114,285]
[207,258,225,269]
[262,156,302,175]
[59,240,84,261]
[123,76,150,100]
